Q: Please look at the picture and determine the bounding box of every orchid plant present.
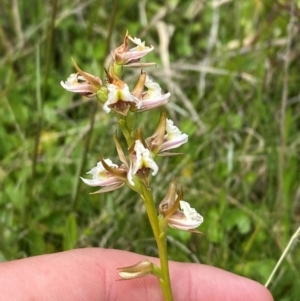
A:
[61,31,203,301]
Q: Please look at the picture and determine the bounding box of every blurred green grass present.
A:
[0,0,300,299]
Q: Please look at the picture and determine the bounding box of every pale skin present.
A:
[0,248,274,301]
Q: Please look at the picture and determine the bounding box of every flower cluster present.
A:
[80,115,190,198]
[61,34,170,116]
[61,32,203,292]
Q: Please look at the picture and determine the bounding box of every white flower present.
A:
[61,74,98,96]
[137,76,171,112]
[167,201,203,231]
[160,119,188,152]
[61,59,102,97]
[112,33,154,66]
[81,158,126,193]
[103,83,141,114]
[127,140,159,186]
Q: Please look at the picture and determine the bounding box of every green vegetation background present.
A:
[0,0,299,299]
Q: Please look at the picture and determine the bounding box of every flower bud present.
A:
[118,259,154,280]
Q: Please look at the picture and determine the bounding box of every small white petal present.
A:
[165,119,183,139]
[128,37,145,47]
[143,76,162,99]
[128,36,154,52]
[138,92,170,112]
[179,201,203,224]
[86,159,118,179]
[80,177,122,187]
[127,162,135,186]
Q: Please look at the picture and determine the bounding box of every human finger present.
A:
[0,248,273,301]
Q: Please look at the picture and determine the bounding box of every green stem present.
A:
[116,112,136,147]
[116,110,173,299]
[141,184,174,301]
